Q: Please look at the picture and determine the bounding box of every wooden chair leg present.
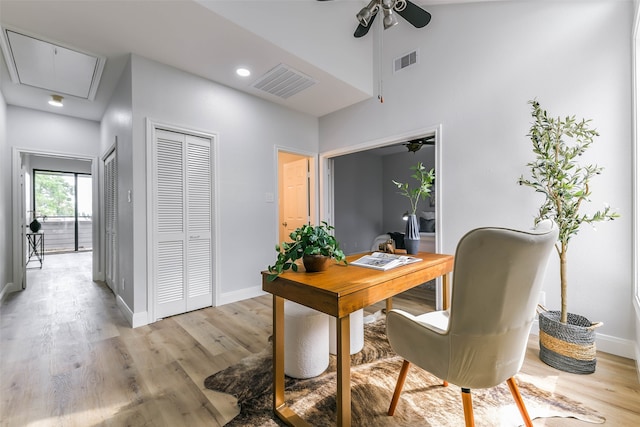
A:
[506,377,533,427]
[388,360,411,416]
[461,388,475,427]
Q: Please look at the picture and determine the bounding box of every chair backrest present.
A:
[446,221,558,388]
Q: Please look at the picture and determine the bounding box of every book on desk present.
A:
[351,252,422,271]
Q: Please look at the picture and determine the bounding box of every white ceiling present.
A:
[0,0,494,122]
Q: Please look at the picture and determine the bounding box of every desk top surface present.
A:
[262,252,453,318]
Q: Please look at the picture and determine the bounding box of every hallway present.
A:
[0,251,267,426]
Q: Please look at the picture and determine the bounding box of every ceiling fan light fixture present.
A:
[381,0,398,29]
[356,0,379,27]
[48,94,63,107]
[383,9,398,29]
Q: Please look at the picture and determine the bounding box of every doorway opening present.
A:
[277,150,316,244]
[320,125,444,308]
[12,148,99,291]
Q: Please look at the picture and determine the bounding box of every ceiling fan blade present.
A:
[396,0,431,28]
[354,11,377,38]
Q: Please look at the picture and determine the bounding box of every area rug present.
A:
[204,316,605,426]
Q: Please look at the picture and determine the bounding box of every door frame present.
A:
[102,140,117,294]
[12,147,100,291]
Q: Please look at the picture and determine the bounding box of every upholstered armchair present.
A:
[386,221,558,426]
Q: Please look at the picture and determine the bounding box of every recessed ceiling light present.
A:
[48,94,63,107]
[236,67,251,77]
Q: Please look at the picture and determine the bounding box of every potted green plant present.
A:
[518,99,619,373]
[392,162,435,254]
[267,221,347,281]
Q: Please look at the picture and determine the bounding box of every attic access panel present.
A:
[0,28,105,100]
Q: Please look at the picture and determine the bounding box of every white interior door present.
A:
[283,158,309,236]
[185,136,212,312]
[152,129,213,319]
[104,150,117,292]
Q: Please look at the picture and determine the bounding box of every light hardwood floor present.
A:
[1,252,639,426]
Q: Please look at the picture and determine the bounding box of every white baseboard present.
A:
[132,310,149,328]
[0,282,16,302]
[531,320,636,360]
[218,285,266,306]
[115,294,149,328]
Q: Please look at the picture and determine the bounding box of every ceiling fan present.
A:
[319,0,432,38]
[403,135,435,153]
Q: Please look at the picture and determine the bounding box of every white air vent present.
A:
[252,64,316,99]
[0,26,105,101]
[394,50,419,73]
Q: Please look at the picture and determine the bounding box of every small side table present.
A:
[26,232,44,268]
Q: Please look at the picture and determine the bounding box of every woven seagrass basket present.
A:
[537,306,602,374]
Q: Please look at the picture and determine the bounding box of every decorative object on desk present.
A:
[388,231,405,249]
[518,99,619,374]
[404,212,420,254]
[393,162,435,254]
[204,318,605,426]
[351,251,421,271]
[267,221,346,281]
[378,238,395,253]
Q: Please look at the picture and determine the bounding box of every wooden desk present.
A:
[262,251,454,427]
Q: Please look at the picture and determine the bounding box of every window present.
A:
[33,170,92,252]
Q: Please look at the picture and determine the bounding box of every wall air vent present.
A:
[394,50,419,73]
[251,64,316,99]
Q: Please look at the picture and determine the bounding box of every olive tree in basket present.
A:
[518,100,619,373]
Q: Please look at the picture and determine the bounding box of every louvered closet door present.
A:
[104,150,117,292]
[185,135,213,311]
[153,129,212,319]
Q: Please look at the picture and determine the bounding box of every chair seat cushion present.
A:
[415,311,450,334]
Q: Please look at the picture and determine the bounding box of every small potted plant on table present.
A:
[518,99,619,373]
[267,221,347,281]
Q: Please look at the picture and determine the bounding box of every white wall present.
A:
[100,57,133,316]
[101,54,318,323]
[320,0,635,357]
[29,156,92,174]
[7,107,100,157]
[0,90,10,298]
